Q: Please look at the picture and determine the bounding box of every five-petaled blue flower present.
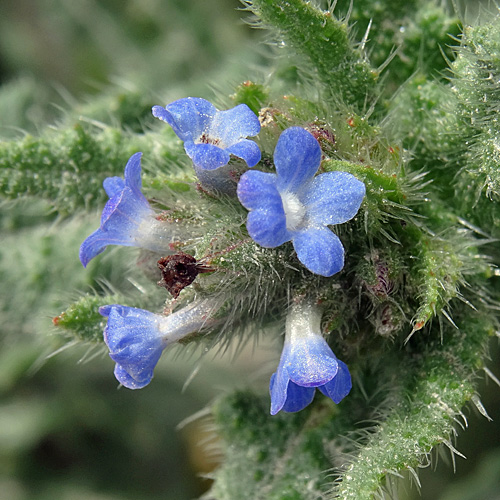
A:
[237,127,366,277]
[80,152,178,267]
[152,97,261,171]
[270,301,352,415]
[100,300,218,389]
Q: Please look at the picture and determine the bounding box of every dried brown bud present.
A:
[157,252,213,298]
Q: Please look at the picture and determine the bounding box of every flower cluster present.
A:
[80,96,364,413]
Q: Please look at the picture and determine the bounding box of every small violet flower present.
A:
[237,127,365,277]
[80,152,184,267]
[152,97,261,171]
[270,301,351,415]
[100,299,218,389]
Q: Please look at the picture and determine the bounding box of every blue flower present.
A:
[80,152,182,267]
[237,127,366,277]
[100,299,219,389]
[269,301,352,415]
[152,97,261,171]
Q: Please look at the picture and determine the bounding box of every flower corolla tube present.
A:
[80,152,185,267]
[269,301,352,415]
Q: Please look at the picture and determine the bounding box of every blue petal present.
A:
[100,195,119,226]
[281,381,316,413]
[100,305,162,353]
[269,371,290,415]
[270,335,335,414]
[300,171,365,225]
[285,336,338,387]
[103,176,125,198]
[184,141,230,170]
[152,98,216,142]
[103,151,143,199]
[319,358,352,404]
[80,153,153,267]
[103,187,151,228]
[124,152,144,193]
[86,187,152,263]
[237,170,280,211]
[79,227,114,267]
[80,186,153,266]
[84,196,149,258]
[274,127,322,193]
[210,104,260,145]
[101,305,165,386]
[114,364,152,389]
[225,139,261,167]
[246,209,290,248]
[292,227,344,277]
[112,347,162,384]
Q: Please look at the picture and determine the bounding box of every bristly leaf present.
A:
[336,312,494,499]
[335,0,460,88]
[53,294,138,344]
[244,0,377,111]
[0,122,184,215]
[450,21,500,204]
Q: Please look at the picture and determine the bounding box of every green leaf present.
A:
[336,313,493,499]
[0,122,183,215]
[53,294,126,343]
[246,0,377,110]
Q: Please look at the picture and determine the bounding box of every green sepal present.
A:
[231,81,269,115]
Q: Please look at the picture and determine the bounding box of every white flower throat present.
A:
[281,191,306,231]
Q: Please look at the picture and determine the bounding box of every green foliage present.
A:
[0,122,184,214]
[387,15,500,236]
[245,0,377,110]
[232,81,270,115]
[337,312,493,499]
[450,20,500,227]
[335,0,461,88]
[54,294,126,343]
[209,313,493,500]
[0,211,104,336]
[208,392,346,500]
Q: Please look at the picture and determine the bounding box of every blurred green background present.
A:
[0,1,499,499]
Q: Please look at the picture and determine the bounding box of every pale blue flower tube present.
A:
[100,299,220,389]
[269,300,351,415]
[80,152,192,267]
